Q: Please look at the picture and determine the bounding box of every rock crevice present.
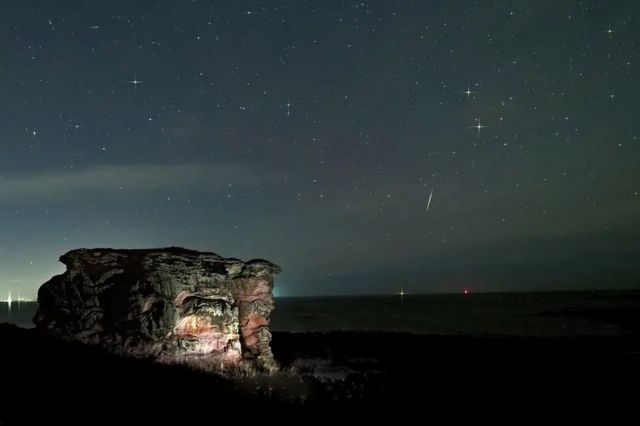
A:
[34,247,280,371]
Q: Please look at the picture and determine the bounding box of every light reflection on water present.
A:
[0,301,37,328]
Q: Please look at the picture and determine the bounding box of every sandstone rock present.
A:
[34,248,280,372]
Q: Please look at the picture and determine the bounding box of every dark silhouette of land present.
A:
[1,318,640,424]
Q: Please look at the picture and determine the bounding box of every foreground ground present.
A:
[1,322,640,425]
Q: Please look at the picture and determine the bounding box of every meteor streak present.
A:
[426,189,434,211]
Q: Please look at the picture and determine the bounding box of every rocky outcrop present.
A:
[34,248,280,372]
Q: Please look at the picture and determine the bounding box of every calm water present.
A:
[0,302,37,328]
[271,291,640,336]
[3,291,640,336]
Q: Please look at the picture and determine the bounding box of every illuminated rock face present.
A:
[34,248,280,372]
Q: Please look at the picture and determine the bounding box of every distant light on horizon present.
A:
[1,291,35,308]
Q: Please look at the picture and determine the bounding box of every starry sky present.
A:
[1,1,639,298]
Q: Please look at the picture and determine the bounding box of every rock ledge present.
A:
[34,247,280,371]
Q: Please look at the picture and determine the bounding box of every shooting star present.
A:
[426,189,434,212]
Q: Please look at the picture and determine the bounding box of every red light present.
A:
[463,288,469,295]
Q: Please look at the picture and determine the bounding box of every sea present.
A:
[3,290,640,337]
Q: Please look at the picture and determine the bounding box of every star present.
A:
[127,73,143,91]
[461,83,476,99]
[470,118,487,135]
[605,26,615,35]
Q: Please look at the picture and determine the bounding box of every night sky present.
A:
[1,1,639,298]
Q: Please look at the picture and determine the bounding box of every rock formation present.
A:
[34,248,280,372]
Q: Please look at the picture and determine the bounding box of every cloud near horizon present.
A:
[0,163,267,203]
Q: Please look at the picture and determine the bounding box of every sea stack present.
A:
[34,248,280,372]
